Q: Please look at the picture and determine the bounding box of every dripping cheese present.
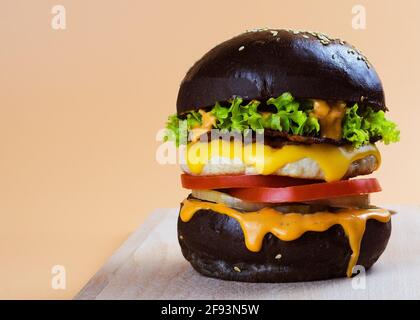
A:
[180,198,391,277]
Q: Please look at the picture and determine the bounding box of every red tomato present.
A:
[181,174,320,190]
[225,178,381,203]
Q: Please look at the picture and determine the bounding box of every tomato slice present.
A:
[181,174,320,190]
[225,178,381,203]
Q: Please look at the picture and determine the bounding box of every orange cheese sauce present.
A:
[190,110,216,143]
[311,100,346,140]
[180,199,391,277]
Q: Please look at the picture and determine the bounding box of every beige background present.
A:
[0,0,417,299]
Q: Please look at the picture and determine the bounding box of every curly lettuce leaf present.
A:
[211,102,229,128]
[343,104,400,148]
[163,114,185,147]
[267,93,317,135]
[361,107,400,145]
[164,93,399,148]
[163,111,201,146]
[304,115,321,135]
[342,104,370,147]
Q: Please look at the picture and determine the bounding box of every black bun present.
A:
[178,208,391,282]
[177,29,386,114]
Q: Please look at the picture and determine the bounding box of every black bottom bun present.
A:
[177,208,391,283]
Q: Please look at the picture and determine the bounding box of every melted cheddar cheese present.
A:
[185,140,380,182]
[180,199,391,277]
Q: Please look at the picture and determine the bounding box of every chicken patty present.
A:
[181,154,379,180]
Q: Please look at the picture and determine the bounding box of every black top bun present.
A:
[177,29,386,114]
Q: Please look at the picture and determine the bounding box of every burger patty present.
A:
[343,154,378,178]
[181,154,378,180]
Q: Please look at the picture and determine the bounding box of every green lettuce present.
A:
[343,104,400,148]
[209,92,321,135]
[163,111,201,146]
[164,114,186,146]
[164,92,399,148]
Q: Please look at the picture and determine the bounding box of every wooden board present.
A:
[75,205,420,300]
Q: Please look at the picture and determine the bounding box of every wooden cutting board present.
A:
[75,205,420,300]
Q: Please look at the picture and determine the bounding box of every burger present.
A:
[164,29,399,282]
